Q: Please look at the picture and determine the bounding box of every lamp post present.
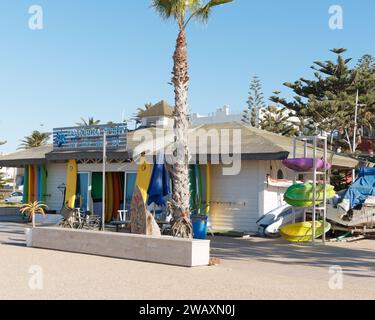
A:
[353,89,367,153]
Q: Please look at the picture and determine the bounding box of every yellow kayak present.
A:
[280,221,331,242]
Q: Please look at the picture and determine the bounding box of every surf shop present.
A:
[0,112,360,233]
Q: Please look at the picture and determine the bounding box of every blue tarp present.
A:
[345,168,375,209]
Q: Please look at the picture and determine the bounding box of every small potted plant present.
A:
[20,201,48,228]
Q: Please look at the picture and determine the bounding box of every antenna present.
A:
[122,109,126,123]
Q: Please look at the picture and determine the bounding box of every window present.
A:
[277,169,284,180]
[125,172,137,211]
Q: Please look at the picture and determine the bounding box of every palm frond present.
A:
[188,0,234,25]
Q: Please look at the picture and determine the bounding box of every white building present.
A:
[137,100,175,129]
[191,105,242,126]
[0,121,358,233]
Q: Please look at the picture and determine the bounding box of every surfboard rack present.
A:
[288,136,330,244]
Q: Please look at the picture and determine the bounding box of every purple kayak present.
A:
[282,158,332,172]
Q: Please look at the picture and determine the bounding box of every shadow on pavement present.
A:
[210,236,375,279]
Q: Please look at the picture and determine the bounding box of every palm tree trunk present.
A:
[169,28,193,239]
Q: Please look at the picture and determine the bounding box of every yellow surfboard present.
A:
[65,160,78,209]
[136,157,152,203]
[206,164,211,214]
[106,173,114,222]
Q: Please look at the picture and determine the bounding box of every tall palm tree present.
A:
[152,0,234,238]
[76,117,101,127]
[19,131,50,150]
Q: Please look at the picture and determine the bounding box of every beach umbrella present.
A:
[147,152,171,207]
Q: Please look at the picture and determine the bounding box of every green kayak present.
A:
[284,183,335,207]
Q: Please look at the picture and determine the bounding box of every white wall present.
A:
[46,163,67,212]
[260,160,311,215]
[209,161,263,233]
[191,106,242,126]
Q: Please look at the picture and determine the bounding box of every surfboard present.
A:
[41,165,47,203]
[195,165,203,214]
[189,165,197,213]
[23,165,29,204]
[135,158,152,203]
[206,164,211,214]
[106,173,114,222]
[112,173,121,220]
[35,165,40,202]
[29,165,35,202]
[65,160,78,209]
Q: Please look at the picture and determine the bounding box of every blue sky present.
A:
[0,0,374,152]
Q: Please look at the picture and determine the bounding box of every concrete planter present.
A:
[27,227,210,267]
[0,207,21,216]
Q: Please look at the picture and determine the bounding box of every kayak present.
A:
[284,183,335,207]
[282,158,332,172]
[256,204,305,237]
[280,220,331,242]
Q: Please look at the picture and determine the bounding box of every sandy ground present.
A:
[0,222,375,300]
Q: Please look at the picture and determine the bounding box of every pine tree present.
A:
[242,76,265,128]
[260,105,297,137]
[271,48,375,153]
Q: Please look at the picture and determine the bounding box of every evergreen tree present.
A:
[271,49,375,153]
[355,54,375,139]
[242,76,265,128]
[260,94,298,137]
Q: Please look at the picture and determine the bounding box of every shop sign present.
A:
[53,124,128,151]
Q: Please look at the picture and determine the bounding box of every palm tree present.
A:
[152,0,234,238]
[133,102,153,126]
[19,131,50,149]
[0,173,5,188]
[76,117,101,127]
[20,201,47,228]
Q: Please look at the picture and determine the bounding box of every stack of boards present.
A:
[22,164,47,204]
[64,160,124,222]
[63,160,212,223]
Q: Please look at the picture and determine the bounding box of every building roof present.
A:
[138,100,174,118]
[0,122,359,169]
[189,122,359,168]
[0,145,53,167]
